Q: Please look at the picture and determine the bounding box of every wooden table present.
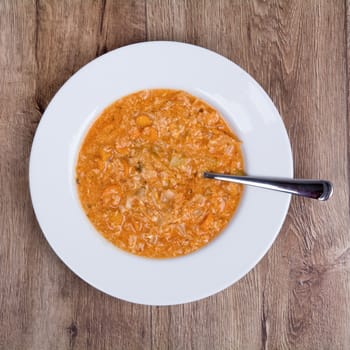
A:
[1,1,349,349]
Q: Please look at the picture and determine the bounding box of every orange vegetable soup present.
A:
[76,89,244,258]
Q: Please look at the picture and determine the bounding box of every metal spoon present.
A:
[203,172,333,201]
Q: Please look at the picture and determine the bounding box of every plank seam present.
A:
[345,0,350,218]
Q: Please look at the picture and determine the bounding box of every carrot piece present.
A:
[136,115,152,127]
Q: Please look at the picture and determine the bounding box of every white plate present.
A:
[29,41,293,305]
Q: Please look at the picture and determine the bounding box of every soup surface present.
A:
[76,89,244,258]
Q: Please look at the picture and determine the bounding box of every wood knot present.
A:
[35,98,45,115]
[67,321,78,345]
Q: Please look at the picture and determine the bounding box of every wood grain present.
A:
[0,0,349,349]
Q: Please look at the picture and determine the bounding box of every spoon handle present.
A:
[203,172,333,201]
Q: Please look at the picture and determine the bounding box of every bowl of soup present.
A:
[29,41,292,305]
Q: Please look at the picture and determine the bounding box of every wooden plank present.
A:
[0,0,38,348]
[147,0,350,349]
[0,0,349,349]
[264,1,350,348]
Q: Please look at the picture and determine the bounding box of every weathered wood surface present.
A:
[0,1,349,349]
